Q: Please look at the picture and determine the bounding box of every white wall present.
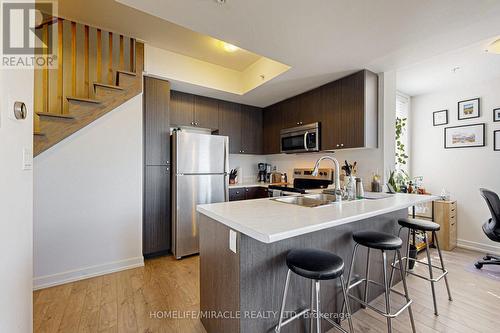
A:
[33,95,144,289]
[0,68,34,331]
[411,77,500,254]
[228,154,265,183]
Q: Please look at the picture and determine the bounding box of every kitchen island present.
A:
[196,193,436,333]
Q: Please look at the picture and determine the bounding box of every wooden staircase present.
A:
[33,18,144,156]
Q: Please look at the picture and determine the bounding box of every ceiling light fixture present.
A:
[222,42,239,53]
[452,66,461,73]
[215,0,227,5]
[486,38,500,54]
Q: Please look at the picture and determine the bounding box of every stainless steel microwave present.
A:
[280,122,320,153]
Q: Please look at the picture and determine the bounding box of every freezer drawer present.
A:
[173,174,227,258]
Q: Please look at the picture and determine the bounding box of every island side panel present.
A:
[199,214,240,333]
[239,209,409,333]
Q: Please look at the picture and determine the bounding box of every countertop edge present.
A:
[197,195,438,244]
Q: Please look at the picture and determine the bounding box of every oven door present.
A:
[280,123,320,153]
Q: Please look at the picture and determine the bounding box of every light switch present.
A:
[22,147,33,170]
[229,230,237,253]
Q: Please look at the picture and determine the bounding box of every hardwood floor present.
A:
[34,248,499,333]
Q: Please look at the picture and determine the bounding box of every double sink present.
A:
[272,193,339,208]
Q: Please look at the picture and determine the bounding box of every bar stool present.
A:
[390,217,452,316]
[275,248,354,333]
[343,231,416,333]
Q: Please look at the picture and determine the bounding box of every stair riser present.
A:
[94,86,125,99]
[116,73,137,87]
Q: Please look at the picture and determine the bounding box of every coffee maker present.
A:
[258,163,267,182]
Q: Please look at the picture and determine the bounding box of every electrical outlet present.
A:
[229,230,237,253]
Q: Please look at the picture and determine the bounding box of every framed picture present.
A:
[444,123,485,149]
[433,110,448,126]
[494,108,500,122]
[495,130,500,151]
[458,98,480,120]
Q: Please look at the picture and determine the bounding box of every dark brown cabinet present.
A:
[143,76,171,257]
[170,91,219,129]
[263,69,378,152]
[263,104,283,154]
[194,95,219,129]
[219,101,263,154]
[241,105,263,154]
[218,101,242,154]
[229,187,268,201]
[170,90,194,127]
[143,166,170,256]
[144,77,170,165]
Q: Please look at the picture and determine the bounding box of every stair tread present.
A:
[34,131,46,136]
[93,82,124,90]
[117,70,137,76]
[66,96,102,104]
[36,112,75,119]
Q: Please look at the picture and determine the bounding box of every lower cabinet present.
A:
[229,187,268,201]
[143,166,171,256]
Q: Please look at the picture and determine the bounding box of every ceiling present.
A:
[60,0,500,107]
[397,37,500,96]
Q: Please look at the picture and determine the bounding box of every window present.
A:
[395,92,409,173]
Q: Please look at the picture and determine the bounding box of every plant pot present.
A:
[408,245,418,270]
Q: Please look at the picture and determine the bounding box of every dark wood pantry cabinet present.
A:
[143,76,171,257]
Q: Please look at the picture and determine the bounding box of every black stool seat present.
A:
[353,231,403,250]
[286,249,344,280]
[399,217,440,231]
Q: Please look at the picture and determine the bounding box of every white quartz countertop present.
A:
[228,182,269,189]
[197,193,438,243]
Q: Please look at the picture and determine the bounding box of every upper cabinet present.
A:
[219,101,263,154]
[263,104,283,154]
[263,69,378,153]
[170,90,194,127]
[194,95,219,130]
[170,91,219,130]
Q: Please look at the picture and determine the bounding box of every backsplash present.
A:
[228,154,266,184]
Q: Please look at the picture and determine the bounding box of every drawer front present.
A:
[229,188,246,201]
[449,218,457,246]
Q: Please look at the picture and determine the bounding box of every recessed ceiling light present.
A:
[486,38,500,54]
[222,42,239,53]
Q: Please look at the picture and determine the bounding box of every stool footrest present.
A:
[274,308,310,331]
[321,313,351,333]
[346,278,413,318]
[392,257,449,283]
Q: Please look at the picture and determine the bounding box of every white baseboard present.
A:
[33,256,144,290]
[457,239,500,256]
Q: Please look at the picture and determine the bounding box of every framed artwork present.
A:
[495,130,500,151]
[494,108,500,122]
[458,98,480,120]
[444,123,485,149]
[433,110,448,126]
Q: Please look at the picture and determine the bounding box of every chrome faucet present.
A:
[312,155,342,201]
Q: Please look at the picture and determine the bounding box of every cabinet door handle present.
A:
[340,143,344,147]
[336,144,340,148]
[195,122,198,126]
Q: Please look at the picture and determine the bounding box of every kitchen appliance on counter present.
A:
[280,122,320,153]
[268,168,333,196]
[172,130,229,259]
[258,163,268,182]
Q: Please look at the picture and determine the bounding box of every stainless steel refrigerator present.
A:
[172,130,229,259]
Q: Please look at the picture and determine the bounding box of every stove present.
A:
[268,168,333,196]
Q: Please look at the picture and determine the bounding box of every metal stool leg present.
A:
[382,251,392,333]
[341,244,358,315]
[310,279,315,332]
[276,269,291,333]
[389,227,404,289]
[433,231,453,301]
[340,275,355,333]
[363,248,371,308]
[315,280,321,333]
[424,233,439,316]
[397,249,416,333]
